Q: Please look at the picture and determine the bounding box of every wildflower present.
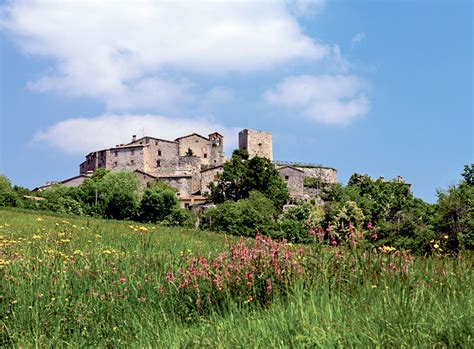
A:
[36,217,44,222]
[434,243,439,249]
[266,278,272,291]
[32,234,42,240]
[367,222,373,229]
[119,275,126,284]
[309,229,315,236]
[371,233,378,240]
[444,235,449,239]
[139,226,148,232]
[371,285,377,288]
[73,250,84,256]
[244,295,253,304]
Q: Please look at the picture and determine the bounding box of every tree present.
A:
[0,175,21,207]
[209,151,289,210]
[462,164,474,186]
[97,171,141,220]
[139,183,179,223]
[435,181,473,251]
[186,147,194,156]
[204,191,276,237]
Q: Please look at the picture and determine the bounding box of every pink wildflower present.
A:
[309,228,315,236]
[119,275,126,284]
[367,222,373,230]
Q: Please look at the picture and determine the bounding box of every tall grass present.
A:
[1,208,472,347]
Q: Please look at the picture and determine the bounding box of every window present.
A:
[156,160,161,167]
[131,150,134,155]
[131,160,134,165]
[158,150,162,156]
[184,203,190,209]
[213,174,219,181]
[204,153,207,158]
[114,151,118,157]
[155,141,158,145]
[258,143,262,146]
[285,176,289,181]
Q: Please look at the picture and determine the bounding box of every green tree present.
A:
[0,175,21,207]
[209,151,289,210]
[461,164,474,186]
[204,191,276,237]
[97,171,141,220]
[435,181,473,251]
[139,183,179,223]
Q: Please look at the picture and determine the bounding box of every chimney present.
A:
[132,135,137,142]
[379,176,385,182]
[397,175,403,183]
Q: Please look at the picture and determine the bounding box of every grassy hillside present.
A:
[1,208,473,347]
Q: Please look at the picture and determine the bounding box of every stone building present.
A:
[75,128,342,206]
[239,129,273,161]
[277,166,305,198]
[79,132,225,204]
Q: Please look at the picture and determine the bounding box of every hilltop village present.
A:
[36,129,338,208]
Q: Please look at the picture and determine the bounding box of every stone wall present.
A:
[239,129,273,161]
[208,132,224,166]
[278,166,304,198]
[159,175,193,197]
[177,134,212,166]
[106,145,146,172]
[142,139,179,176]
[200,165,224,194]
[295,166,338,184]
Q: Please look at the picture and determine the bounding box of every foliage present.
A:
[462,164,474,185]
[163,234,304,317]
[97,171,141,220]
[434,181,473,251]
[0,175,21,207]
[204,191,277,237]
[139,183,179,223]
[209,151,289,210]
[278,201,315,243]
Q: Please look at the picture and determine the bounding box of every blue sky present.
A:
[0,0,472,202]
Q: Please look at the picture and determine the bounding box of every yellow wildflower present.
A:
[371,285,377,288]
[444,235,449,239]
[73,250,84,256]
[434,243,439,249]
[32,235,42,240]
[139,226,148,232]
[36,217,44,222]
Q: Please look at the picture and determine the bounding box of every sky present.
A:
[0,0,472,203]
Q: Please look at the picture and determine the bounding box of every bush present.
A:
[204,191,276,237]
[0,175,21,207]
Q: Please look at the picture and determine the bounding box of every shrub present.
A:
[162,233,305,317]
[204,191,276,237]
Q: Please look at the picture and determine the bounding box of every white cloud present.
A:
[351,32,366,46]
[264,74,370,125]
[286,0,326,17]
[1,0,331,110]
[32,114,240,156]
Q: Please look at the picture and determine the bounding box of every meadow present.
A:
[1,207,473,348]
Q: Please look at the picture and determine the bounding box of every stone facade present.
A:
[278,166,304,198]
[77,128,341,206]
[296,166,338,184]
[239,129,273,161]
[200,165,224,195]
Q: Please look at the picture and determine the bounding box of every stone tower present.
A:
[208,132,224,165]
[238,129,273,161]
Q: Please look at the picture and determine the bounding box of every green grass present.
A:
[1,208,473,347]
